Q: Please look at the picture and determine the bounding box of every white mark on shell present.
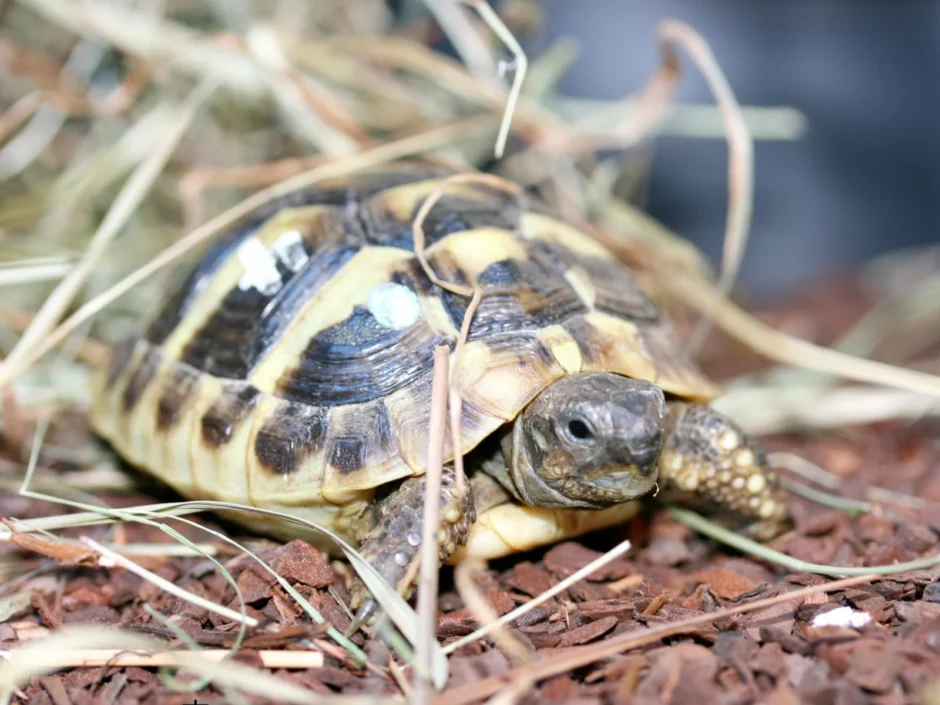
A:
[406,531,421,547]
[237,237,282,296]
[368,282,421,330]
[271,228,309,272]
[393,550,410,567]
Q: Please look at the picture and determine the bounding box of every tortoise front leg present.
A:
[348,463,475,632]
[656,402,789,540]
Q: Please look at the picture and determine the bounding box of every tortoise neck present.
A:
[466,423,521,502]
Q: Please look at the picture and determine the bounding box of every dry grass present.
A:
[1,0,939,701]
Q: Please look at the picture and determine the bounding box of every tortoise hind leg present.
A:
[657,402,789,540]
[348,464,475,633]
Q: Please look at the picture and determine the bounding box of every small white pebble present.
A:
[237,237,282,296]
[368,282,421,330]
[811,606,872,629]
[271,228,309,272]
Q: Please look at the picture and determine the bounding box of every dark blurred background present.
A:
[503,0,940,301]
[531,0,940,299]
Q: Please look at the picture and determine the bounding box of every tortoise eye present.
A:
[566,418,595,443]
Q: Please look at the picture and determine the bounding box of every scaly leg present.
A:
[657,402,789,540]
[348,464,475,633]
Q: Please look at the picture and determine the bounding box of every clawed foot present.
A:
[658,402,789,539]
[345,464,476,635]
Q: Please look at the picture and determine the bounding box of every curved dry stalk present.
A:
[460,0,528,158]
[321,35,574,150]
[652,21,754,354]
[0,67,150,134]
[411,171,523,495]
[666,273,940,397]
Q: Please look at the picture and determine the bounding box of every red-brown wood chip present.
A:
[555,615,618,648]
[268,540,333,588]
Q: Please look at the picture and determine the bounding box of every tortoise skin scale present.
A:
[91,162,734,534]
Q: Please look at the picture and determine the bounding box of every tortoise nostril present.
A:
[632,447,661,475]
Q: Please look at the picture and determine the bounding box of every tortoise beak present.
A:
[588,466,658,500]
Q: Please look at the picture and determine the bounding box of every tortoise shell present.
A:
[90,161,719,538]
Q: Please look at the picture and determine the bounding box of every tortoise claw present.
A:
[346,599,377,637]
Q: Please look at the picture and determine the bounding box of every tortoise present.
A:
[90,160,788,625]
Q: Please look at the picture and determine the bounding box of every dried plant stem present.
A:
[0,304,106,366]
[0,38,106,177]
[0,648,324,669]
[670,506,940,577]
[424,0,498,81]
[485,679,534,705]
[79,537,258,627]
[461,0,528,158]
[0,93,45,145]
[413,345,450,702]
[411,172,521,496]
[447,289,482,498]
[592,30,681,152]
[666,273,940,397]
[0,64,148,135]
[0,78,215,387]
[715,384,940,436]
[443,539,632,655]
[652,21,753,353]
[412,172,520,292]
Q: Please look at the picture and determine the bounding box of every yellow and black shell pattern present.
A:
[90,161,721,534]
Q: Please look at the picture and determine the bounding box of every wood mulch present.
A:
[3,273,940,705]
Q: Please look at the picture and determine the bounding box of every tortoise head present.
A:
[503,373,664,509]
